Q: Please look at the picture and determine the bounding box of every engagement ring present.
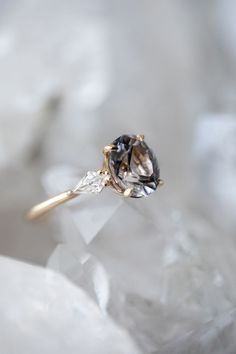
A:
[27,134,163,220]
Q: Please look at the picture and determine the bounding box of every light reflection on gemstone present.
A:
[107,134,160,198]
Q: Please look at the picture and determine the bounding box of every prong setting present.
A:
[158,178,164,187]
[136,134,145,141]
[123,188,133,197]
[103,144,115,155]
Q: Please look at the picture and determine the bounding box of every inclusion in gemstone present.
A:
[107,134,160,198]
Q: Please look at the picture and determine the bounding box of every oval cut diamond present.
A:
[108,134,160,198]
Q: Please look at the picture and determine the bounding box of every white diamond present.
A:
[72,171,109,195]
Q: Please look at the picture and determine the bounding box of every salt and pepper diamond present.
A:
[106,134,160,198]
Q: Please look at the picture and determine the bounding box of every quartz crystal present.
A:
[108,135,160,198]
[0,256,141,354]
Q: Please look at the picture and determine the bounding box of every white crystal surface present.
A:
[194,113,236,232]
[48,245,110,312]
[0,256,141,354]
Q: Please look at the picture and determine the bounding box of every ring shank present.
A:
[26,190,77,220]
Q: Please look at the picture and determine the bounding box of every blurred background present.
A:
[0,1,236,353]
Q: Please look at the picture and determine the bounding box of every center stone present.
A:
[107,134,160,198]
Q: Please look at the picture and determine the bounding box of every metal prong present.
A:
[136,134,145,141]
[158,178,164,187]
[98,169,109,176]
[124,188,133,197]
[103,144,115,155]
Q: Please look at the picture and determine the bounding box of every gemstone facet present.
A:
[107,134,160,198]
[73,171,109,194]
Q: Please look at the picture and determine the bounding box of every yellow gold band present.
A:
[27,190,77,220]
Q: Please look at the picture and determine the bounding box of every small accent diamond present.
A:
[73,171,109,195]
